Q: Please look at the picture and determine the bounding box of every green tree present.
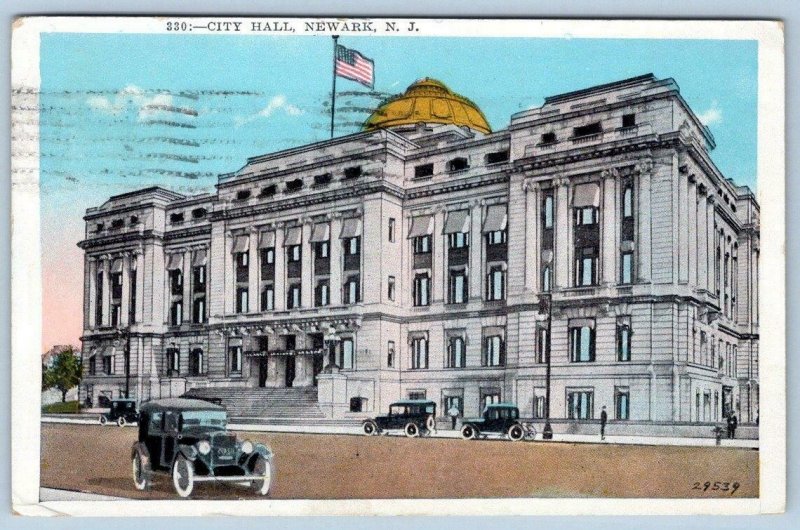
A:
[43,347,82,402]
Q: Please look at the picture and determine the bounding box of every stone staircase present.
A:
[182,386,333,425]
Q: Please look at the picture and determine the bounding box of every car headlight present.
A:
[197,440,211,455]
[240,440,254,454]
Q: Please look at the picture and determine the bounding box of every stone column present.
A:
[330,216,342,306]
[224,232,235,315]
[274,225,286,311]
[688,178,698,288]
[88,257,97,330]
[120,253,131,327]
[678,167,689,284]
[707,195,716,294]
[697,185,708,292]
[301,221,313,308]
[636,160,652,283]
[101,258,111,327]
[554,178,570,289]
[523,181,539,292]
[133,251,144,324]
[433,208,445,303]
[248,229,259,313]
[469,201,483,301]
[601,169,618,286]
[181,248,191,321]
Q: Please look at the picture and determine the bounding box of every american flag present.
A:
[335,44,374,89]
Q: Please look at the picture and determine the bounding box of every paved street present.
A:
[40,422,758,500]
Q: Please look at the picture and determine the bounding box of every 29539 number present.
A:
[692,481,740,495]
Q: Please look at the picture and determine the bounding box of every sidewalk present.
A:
[42,415,757,449]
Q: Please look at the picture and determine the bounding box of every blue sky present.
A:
[37,33,758,348]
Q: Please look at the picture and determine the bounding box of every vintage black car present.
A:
[362,400,437,437]
[460,403,536,441]
[131,398,274,498]
[99,398,138,427]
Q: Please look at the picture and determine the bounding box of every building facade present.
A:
[78,74,760,432]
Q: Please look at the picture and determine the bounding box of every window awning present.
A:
[339,218,362,239]
[443,210,470,234]
[258,231,275,249]
[573,183,600,208]
[166,253,183,270]
[284,227,302,246]
[232,235,249,254]
[408,215,434,238]
[110,258,123,274]
[482,204,508,233]
[310,223,331,243]
[192,249,207,267]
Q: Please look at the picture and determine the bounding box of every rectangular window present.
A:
[189,348,204,376]
[236,288,248,313]
[541,132,556,145]
[414,163,434,178]
[448,232,469,249]
[408,390,427,401]
[447,336,466,368]
[533,395,546,419]
[95,271,103,326]
[543,193,554,229]
[343,166,362,180]
[574,206,598,226]
[129,272,137,324]
[573,122,602,138]
[486,150,509,164]
[388,218,396,242]
[622,184,634,218]
[447,157,469,172]
[570,325,595,362]
[387,276,396,301]
[315,280,330,307]
[621,252,634,284]
[537,327,549,363]
[486,266,506,301]
[192,297,205,324]
[193,266,206,292]
[413,235,432,254]
[261,284,275,311]
[340,338,354,370]
[89,356,96,375]
[287,245,301,263]
[482,391,501,409]
[622,113,636,128]
[387,341,395,368]
[263,247,275,265]
[487,230,507,245]
[169,269,183,295]
[343,275,360,304]
[314,172,332,186]
[229,346,242,373]
[103,355,113,375]
[617,325,632,362]
[166,347,180,375]
[615,388,630,420]
[448,269,468,304]
[541,265,552,292]
[345,237,360,255]
[575,248,598,287]
[567,390,594,419]
[287,283,301,309]
[413,273,430,306]
[411,337,429,369]
[315,241,330,259]
[482,334,505,367]
[170,301,183,326]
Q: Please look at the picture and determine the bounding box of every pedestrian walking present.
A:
[729,412,738,439]
[448,405,460,430]
[600,406,608,440]
[726,413,734,439]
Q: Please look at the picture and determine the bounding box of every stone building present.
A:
[78,74,759,433]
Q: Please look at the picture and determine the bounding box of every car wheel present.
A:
[132,448,151,491]
[425,415,436,433]
[172,454,195,498]
[404,422,419,438]
[363,420,378,436]
[508,423,524,441]
[99,415,107,425]
[461,424,477,440]
[252,455,274,496]
[117,416,126,427]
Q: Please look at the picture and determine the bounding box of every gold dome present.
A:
[363,78,491,134]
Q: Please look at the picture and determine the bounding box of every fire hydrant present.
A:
[712,425,724,445]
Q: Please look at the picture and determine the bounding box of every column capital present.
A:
[553,176,570,188]
[707,194,717,205]
[635,159,654,175]
[601,167,619,180]
[522,178,540,192]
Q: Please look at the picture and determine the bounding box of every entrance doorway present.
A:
[309,333,325,386]
[285,356,296,387]
[722,386,734,418]
[258,357,269,387]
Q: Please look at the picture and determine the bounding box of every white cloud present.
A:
[86,84,174,121]
[697,100,723,126]
[234,95,304,127]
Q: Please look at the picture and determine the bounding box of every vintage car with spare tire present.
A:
[362,399,437,438]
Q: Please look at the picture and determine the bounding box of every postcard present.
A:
[10,16,785,516]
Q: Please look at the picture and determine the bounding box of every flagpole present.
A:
[330,35,338,139]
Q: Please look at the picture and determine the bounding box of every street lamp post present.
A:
[540,293,554,440]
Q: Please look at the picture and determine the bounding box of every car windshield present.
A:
[179,410,227,429]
